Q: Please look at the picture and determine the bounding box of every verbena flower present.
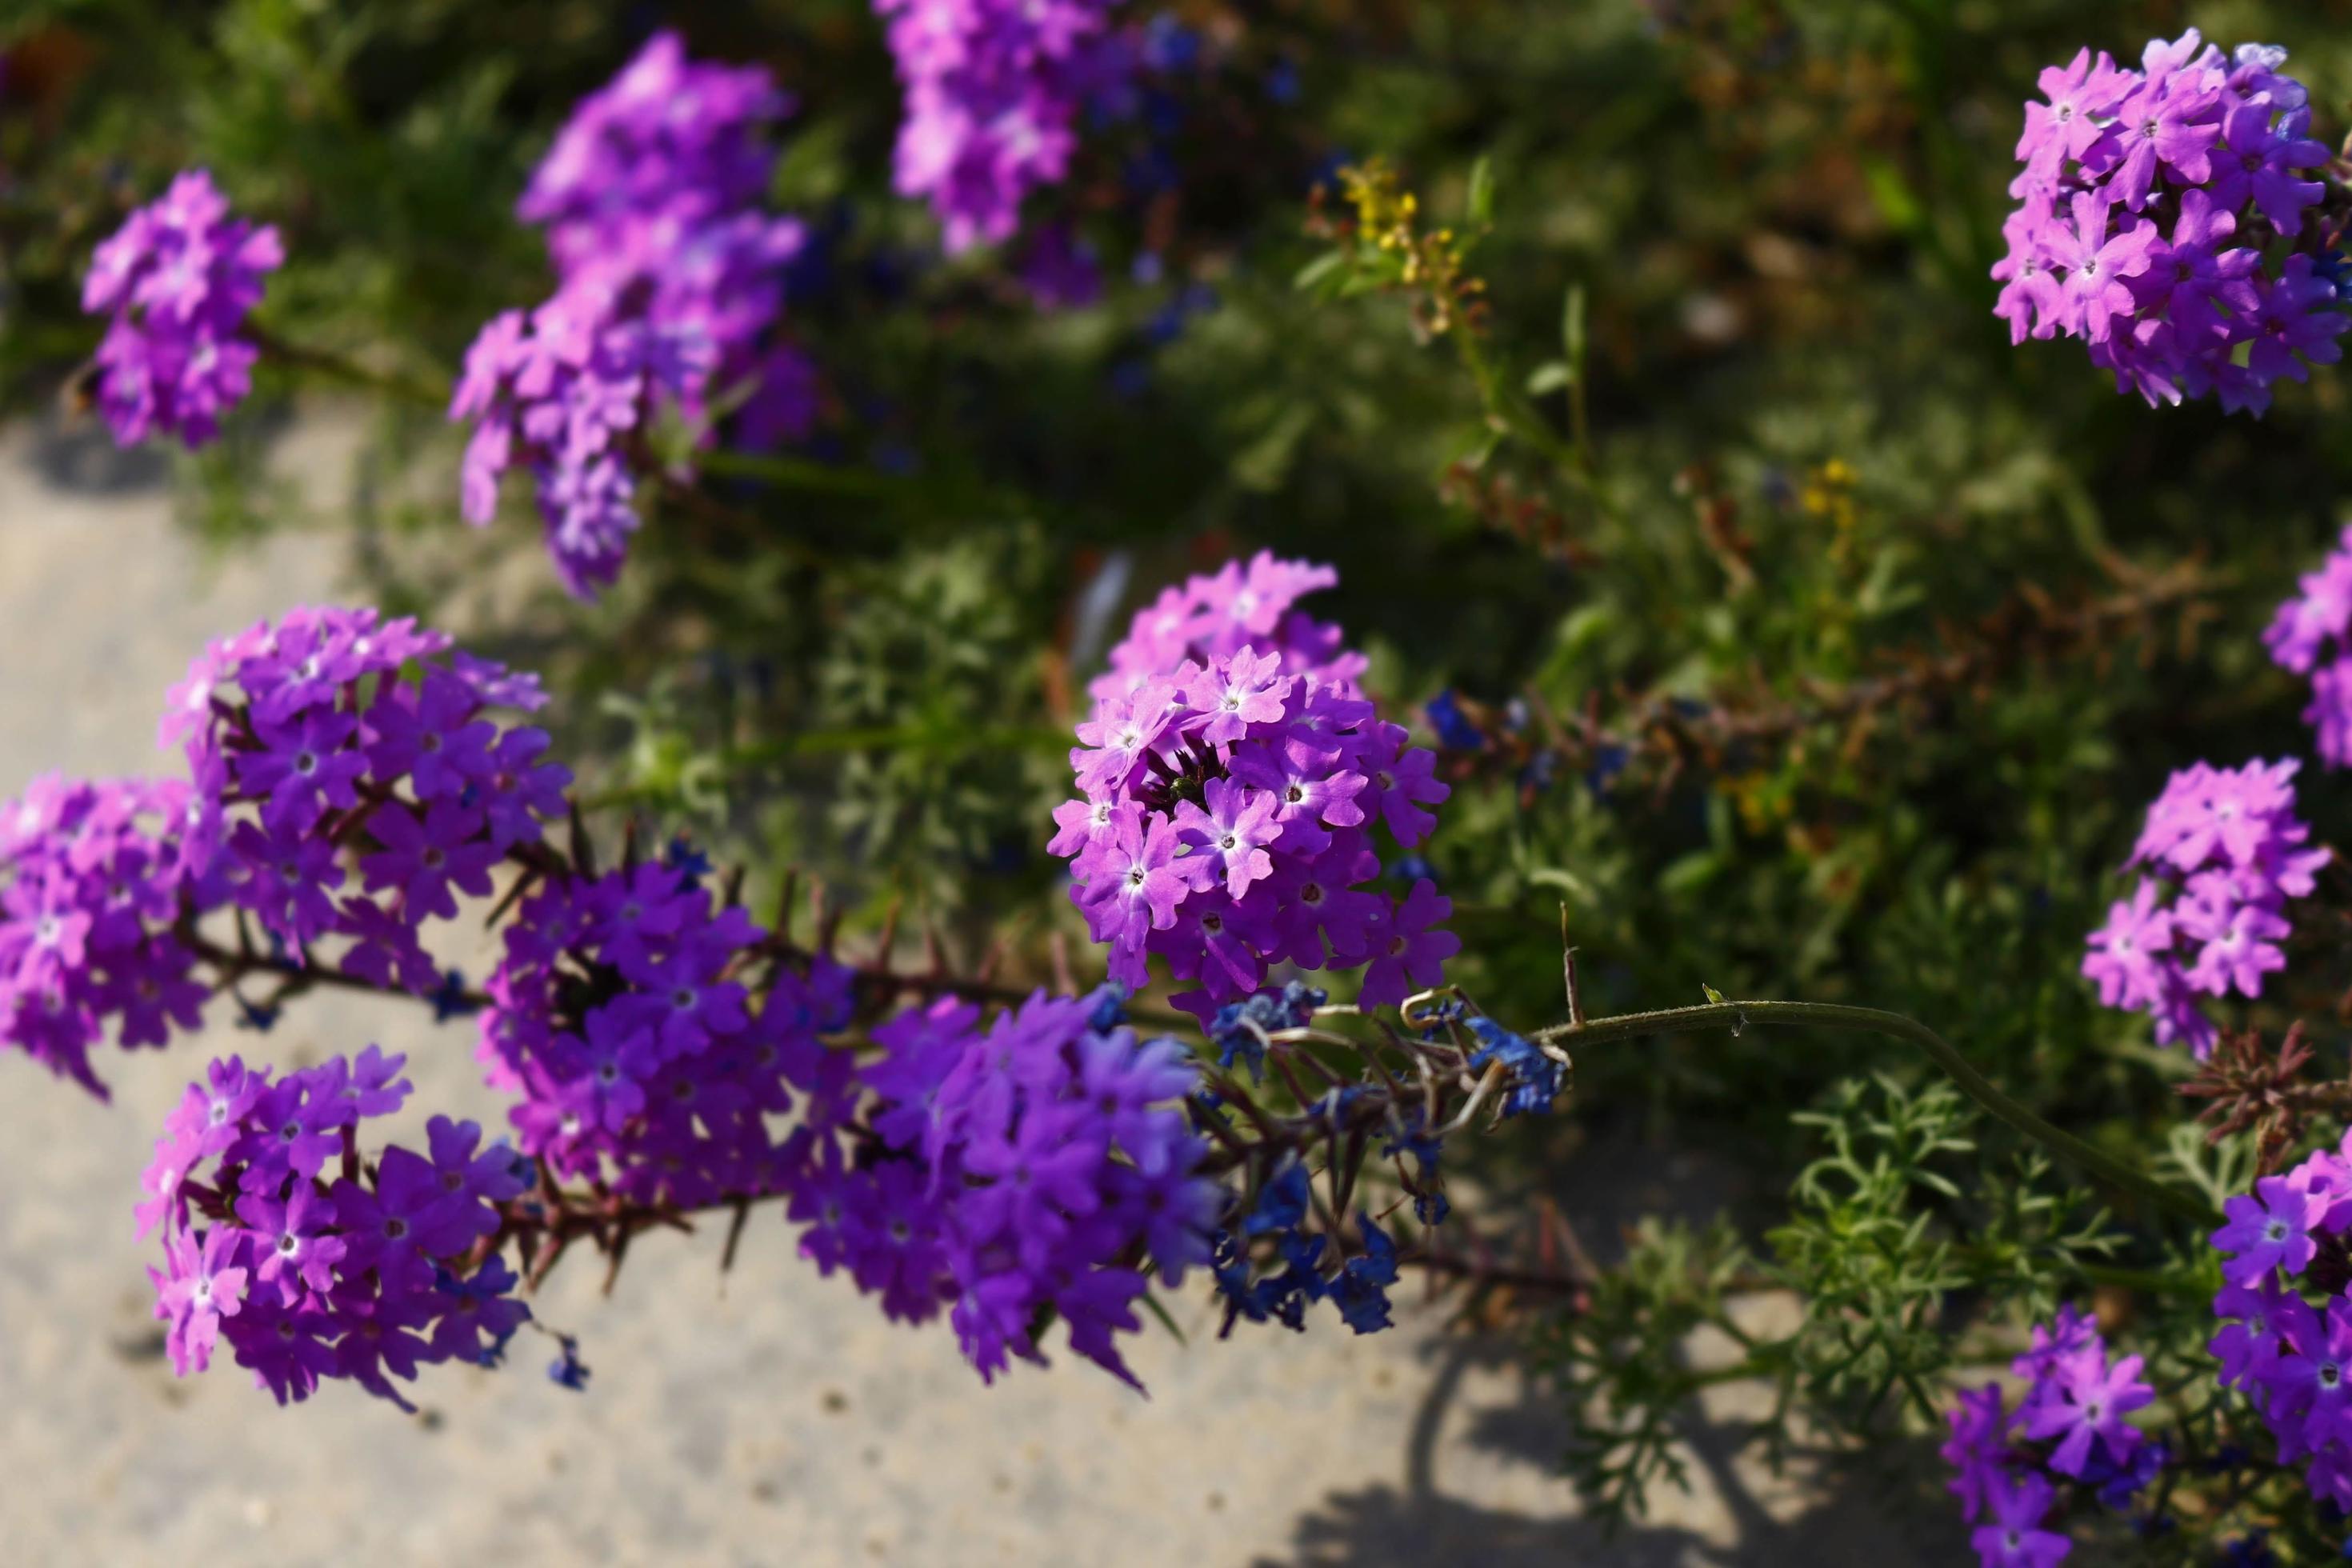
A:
[450,286,714,598]
[456,32,813,597]
[0,776,213,1093]
[1996,34,2345,414]
[478,863,835,1210]
[1940,1304,2162,1562]
[1971,1471,2074,1568]
[0,608,568,1094]
[872,0,1133,252]
[2266,526,2352,765]
[2082,758,2324,1055]
[2209,1134,2352,1511]
[80,169,283,448]
[517,31,791,278]
[180,605,569,974]
[140,1051,529,1408]
[823,985,1223,1387]
[1057,555,1454,1018]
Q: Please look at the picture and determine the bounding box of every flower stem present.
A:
[1533,1000,2218,1226]
[248,322,447,409]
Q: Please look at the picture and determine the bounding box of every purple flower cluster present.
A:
[1086,550,1367,705]
[1994,34,2346,414]
[80,169,283,448]
[516,31,794,290]
[1056,555,1455,1018]
[793,986,1224,1386]
[176,605,568,984]
[0,776,211,1094]
[476,856,846,1210]
[2210,1134,2352,1510]
[138,1050,530,1408]
[456,32,811,598]
[2081,758,2325,1055]
[2266,526,2352,765]
[1941,1305,2161,1566]
[874,0,1130,253]
[451,286,715,598]
[0,607,563,1093]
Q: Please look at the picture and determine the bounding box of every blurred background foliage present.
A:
[11,0,2352,1523]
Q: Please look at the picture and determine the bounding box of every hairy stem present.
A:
[1533,1000,2217,1226]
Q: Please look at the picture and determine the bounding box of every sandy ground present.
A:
[0,417,1943,1566]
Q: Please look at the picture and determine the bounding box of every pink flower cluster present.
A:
[80,169,284,448]
[2210,1134,2352,1510]
[1994,34,2346,414]
[476,856,849,1210]
[456,32,814,598]
[1941,1306,2161,1566]
[2266,526,2352,765]
[1054,555,1455,1018]
[874,0,1130,252]
[2081,758,2325,1055]
[138,1050,530,1408]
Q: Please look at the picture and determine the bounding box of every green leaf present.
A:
[1293,250,1350,293]
[1466,153,1497,228]
[1860,154,1926,234]
[1526,361,1574,396]
[1527,864,1598,906]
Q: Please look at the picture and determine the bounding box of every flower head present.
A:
[1996,37,2342,413]
[80,170,282,448]
[1058,558,1450,1017]
[142,1052,527,1408]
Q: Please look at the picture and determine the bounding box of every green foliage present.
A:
[1534,1076,2138,1533]
[1768,1077,2121,1427]
[1530,1215,1750,1527]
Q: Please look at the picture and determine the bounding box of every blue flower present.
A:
[2083,1437,2166,1510]
[1586,742,1630,794]
[662,834,713,888]
[2221,1530,2274,1566]
[430,968,480,1022]
[1086,982,1130,1034]
[1141,16,1200,72]
[546,1334,591,1391]
[1382,1115,1449,1224]
[1108,358,1153,399]
[1207,982,1326,1080]
[1425,690,1483,751]
[1466,1017,1564,1118]
[1330,1218,1399,1334]
[1244,1159,1311,1238]
[1211,1226,1322,1331]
